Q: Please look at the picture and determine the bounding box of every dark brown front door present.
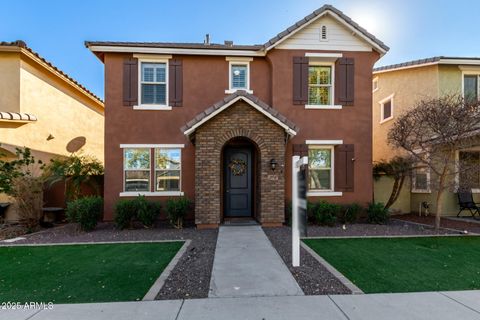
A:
[224,146,253,217]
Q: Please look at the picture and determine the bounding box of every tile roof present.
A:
[0,111,37,122]
[262,4,389,52]
[86,5,388,56]
[0,41,103,105]
[181,90,299,136]
[85,41,263,51]
[374,56,480,73]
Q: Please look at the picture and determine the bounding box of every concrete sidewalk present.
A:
[3,291,480,320]
[208,226,303,297]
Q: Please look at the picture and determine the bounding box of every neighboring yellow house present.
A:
[372,57,480,216]
[0,40,104,221]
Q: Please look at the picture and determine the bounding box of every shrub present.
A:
[66,196,103,231]
[367,202,389,224]
[136,196,161,228]
[114,199,137,229]
[166,197,190,229]
[114,196,161,229]
[339,203,362,224]
[313,201,340,227]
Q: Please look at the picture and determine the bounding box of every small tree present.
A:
[44,154,104,201]
[0,147,44,227]
[373,156,414,209]
[388,94,480,230]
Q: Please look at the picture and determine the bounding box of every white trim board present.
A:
[88,45,266,57]
[183,96,297,136]
[120,144,185,148]
[119,191,185,197]
[306,140,343,145]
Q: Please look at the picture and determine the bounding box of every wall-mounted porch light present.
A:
[270,159,278,171]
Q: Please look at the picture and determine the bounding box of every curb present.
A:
[0,239,185,247]
[300,241,364,295]
[143,239,191,301]
[391,218,477,235]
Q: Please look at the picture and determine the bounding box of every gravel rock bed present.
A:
[264,227,350,295]
[1,223,218,300]
[263,220,456,295]
[305,219,455,237]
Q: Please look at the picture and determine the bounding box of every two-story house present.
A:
[373,57,480,216]
[86,5,388,228]
[0,41,104,221]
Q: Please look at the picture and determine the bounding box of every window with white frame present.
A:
[308,146,333,191]
[372,77,379,92]
[226,57,252,93]
[459,151,480,190]
[308,64,333,105]
[141,62,167,105]
[464,74,479,102]
[412,166,430,193]
[155,148,181,192]
[124,148,151,192]
[379,94,394,123]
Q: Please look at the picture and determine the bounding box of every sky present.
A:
[1,0,479,100]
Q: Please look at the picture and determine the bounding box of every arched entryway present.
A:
[222,137,259,222]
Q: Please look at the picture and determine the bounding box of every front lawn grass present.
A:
[303,236,480,293]
[0,241,183,303]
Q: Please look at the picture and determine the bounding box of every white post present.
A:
[292,155,300,267]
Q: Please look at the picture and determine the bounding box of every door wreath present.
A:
[228,158,247,176]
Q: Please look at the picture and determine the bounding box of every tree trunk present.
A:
[435,189,445,231]
[385,174,406,209]
[434,163,450,231]
[385,177,400,209]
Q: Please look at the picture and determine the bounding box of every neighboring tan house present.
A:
[373,56,480,215]
[86,5,388,228]
[0,41,104,221]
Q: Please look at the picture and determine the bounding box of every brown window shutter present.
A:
[293,57,309,105]
[169,59,183,107]
[335,58,354,106]
[123,58,138,106]
[334,144,354,192]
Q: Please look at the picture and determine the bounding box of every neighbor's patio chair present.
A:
[457,190,480,219]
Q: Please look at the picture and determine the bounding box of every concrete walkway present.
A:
[4,291,480,320]
[208,226,303,298]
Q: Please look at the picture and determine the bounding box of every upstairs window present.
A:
[231,64,247,89]
[308,65,332,105]
[464,74,479,102]
[141,62,167,105]
[226,57,253,94]
[373,77,379,92]
[379,94,394,123]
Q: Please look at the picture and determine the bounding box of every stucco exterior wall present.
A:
[372,65,439,162]
[438,65,462,96]
[0,57,104,163]
[0,52,104,222]
[374,176,411,214]
[0,52,20,113]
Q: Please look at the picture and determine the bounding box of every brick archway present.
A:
[194,100,287,228]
